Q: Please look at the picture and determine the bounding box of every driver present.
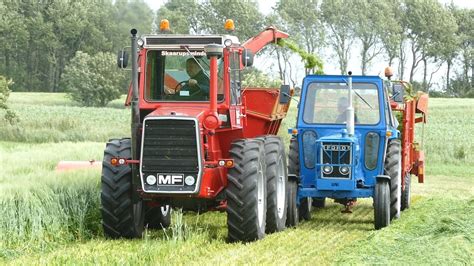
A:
[184,58,210,94]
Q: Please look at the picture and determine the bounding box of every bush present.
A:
[62,52,126,107]
[0,76,18,124]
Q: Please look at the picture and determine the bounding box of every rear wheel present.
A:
[227,139,267,242]
[145,204,171,229]
[287,138,300,227]
[286,179,299,227]
[312,198,326,208]
[385,139,401,220]
[260,136,287,233]
[101,138,144,238]
[401,173,411,211]
[374,179,390,230]
[299,197,312,221]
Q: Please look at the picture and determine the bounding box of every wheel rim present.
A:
[257,160,265,228]
[276,156,286,219]
[161,205,170,216]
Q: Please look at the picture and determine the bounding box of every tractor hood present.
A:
[146,107,208,121]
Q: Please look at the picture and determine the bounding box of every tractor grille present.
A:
[140,118,201,193]
[320,142,352,179]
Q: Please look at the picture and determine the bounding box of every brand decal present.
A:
[157,174,184,186]
[323,144,350,151]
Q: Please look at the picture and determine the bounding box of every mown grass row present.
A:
[4,192,472,265]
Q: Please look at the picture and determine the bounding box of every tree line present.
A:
[0,0,472,98]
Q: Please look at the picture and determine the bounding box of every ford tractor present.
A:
[286,70,428,229]
[101,20,293,242]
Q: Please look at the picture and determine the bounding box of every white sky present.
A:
[145,0,473,90]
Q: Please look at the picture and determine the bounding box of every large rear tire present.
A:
[312,198,326,208]
[299,197,312,221]
[374,179,390,230]
[385,139,401,220]
[145,204,171,229]
[227,139,267,242]
[401,173,411,211]
[287,138,300,226]
[260,136,287,233]
[101,138,144,238]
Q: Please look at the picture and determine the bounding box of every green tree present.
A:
[62,52,125,107]
[403,0,457,90]
[113,0,154,47]
[321,0,356,74]
[352,0,393,75]
[379,0,404,69]
[156,0,201,34]
[452,7,474,89]
[276,0,324,75]
[0,76,18,124]
[200,0,264,41]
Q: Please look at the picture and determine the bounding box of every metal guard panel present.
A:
[140,117,202,194]
[316,178,356,191]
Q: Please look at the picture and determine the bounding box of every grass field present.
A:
[0,93,473,265]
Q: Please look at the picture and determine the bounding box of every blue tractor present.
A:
[286,72,404,229]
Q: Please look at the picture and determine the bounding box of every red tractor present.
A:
[102,21,292,242]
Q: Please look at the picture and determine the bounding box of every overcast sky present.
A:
[144,0,473,89]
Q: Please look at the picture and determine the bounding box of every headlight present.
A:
[185,175,195,186]
[322,165,333,174]
[137,38,144,47]
[340,166,350,175]
[224,38,233,47]
[146,175,157,185]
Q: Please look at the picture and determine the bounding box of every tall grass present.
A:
[0,171,101,259]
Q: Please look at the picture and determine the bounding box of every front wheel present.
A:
[286,179,299,227]
[227,139,267,242]
[145,204,171,229]
[374,179,390,230]
[101,138,144,238]
[299,197,312,221]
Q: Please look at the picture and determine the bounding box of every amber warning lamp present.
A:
[160,19,170,33]
[385,66,394,80]
[224,19,235,33]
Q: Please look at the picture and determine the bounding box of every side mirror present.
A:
[279,85,291,104]
[241,49,254,67]
[117,50,129,68]
[392,84,404,103]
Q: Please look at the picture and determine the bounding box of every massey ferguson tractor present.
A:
[101,20,292,242]
[286,70,428,229]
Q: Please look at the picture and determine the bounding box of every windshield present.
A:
[145,50,224,102]
[303,82,380,125]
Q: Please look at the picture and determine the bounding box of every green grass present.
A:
[0,93,473,264]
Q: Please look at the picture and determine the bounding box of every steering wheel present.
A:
[173,81,189,93]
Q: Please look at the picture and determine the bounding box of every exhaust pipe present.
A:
[130,29,140,161]
[346,71,354,136]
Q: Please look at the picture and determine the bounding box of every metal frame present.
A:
[139,116,203,194]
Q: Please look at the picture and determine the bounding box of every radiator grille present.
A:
[141,118,200,193]
[320,142,352,179]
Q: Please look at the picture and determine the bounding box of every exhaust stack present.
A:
[130,29,140,160]
[346,71,354,136]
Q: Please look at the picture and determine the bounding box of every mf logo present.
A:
[157,174,184,186]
